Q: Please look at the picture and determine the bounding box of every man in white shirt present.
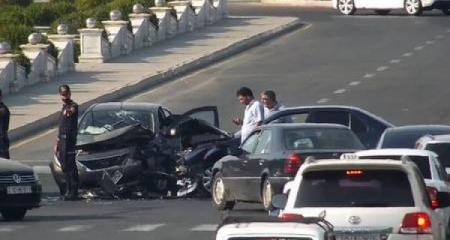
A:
[261,90,293,123]
[233,87,264,143]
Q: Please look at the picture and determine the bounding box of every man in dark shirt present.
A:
[0,90,10,159]
[55,85,79,201]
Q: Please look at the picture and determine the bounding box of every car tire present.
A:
[442,9,450,15]
[374,10,391,15]
[404,0,423,15]
[337,0,356,15]
[261,178,274,211]
[211,173,235,211]
[1,208,27,221]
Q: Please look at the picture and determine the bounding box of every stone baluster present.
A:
[168,1,190,34]
[129,4,156,49]
[78,18,112,63]
[150,7,172,41]
[47,24,76,74]
[33,26,52,36]
[212,0,226,20]
[0,42,20,94]
[20,33,49,85]
[102,10,134,58]
[191,0,209,27]
[168,11,178,38]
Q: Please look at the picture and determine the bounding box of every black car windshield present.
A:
[381,129,450,148]
[426,143,450,168]
[78,109,156,135]
[283,128,364,150]
[295,169,414,208]
[358,155,431,179]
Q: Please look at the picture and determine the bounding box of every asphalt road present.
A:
[6,3,450,239]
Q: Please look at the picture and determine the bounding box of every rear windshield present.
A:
[381,129,450,148]
[229,238,312,240]
[295,169,414,207]
[426,143,450,168]
[358,155,431,179]
[283,128,364,150]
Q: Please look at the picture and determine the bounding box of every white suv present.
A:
[333,0,450,16]
[216,215,335,240]
[416,134,450,175]
[277,158,450,240]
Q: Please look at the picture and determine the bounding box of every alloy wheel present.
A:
[202,168,213,192]
[263,180,273,210]
[213,177,225,205]
[405,0,421,15]
[338,0,355,15]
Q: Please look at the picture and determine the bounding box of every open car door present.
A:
[180,106,220,128]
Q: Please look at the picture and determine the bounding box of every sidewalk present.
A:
[6,16,301,142]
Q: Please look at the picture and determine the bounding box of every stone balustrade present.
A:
[0,0,228,95]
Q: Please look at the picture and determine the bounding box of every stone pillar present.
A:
[47,24,77,74]
[129,4,154,49]
[0,42,19,94]
[150,7,172,41]
[168,1,190,34]
[20,33,49,85]
[191,0,209,27]
[33,26,52,36]
[78,18,111,63]
[102,10,134,58]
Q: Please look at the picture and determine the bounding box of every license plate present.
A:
[111,170,123,185]
[336,234,380,240]
[7,186,32,195]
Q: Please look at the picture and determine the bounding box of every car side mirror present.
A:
[435,192,450,209]
[272,194,288,210]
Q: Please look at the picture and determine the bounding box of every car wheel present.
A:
[442,9,450,15]
[201,167,213,193]
[1,208,27,221]
[262,178,274,211]
[374,10,391,15]
[211,173,235,211]
[337,0,356,15]
[404,0,423,15]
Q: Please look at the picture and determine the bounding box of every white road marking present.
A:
[58,225,91,232]
[376,66,388,72]
[334,89,346,94]
[436,35,444,39]
[426,40,435,45]
[349,81,360,86]
[33,166,52,174]
[403,52,413,57]
[0,226,26,232]
[316,98,329,104]
[190,224,218,231]
[121,224,165,232]
[390,59,401,64]
[414,46,424,51]
[363,73,375,79]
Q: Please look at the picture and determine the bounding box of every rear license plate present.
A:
[111,170,123,185]
[336,234,380,240]
[7,186,32,195]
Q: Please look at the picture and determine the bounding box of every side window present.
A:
[433,157,447,181]
[310,111,350,127]
[350,115,368,133]
[241,131,261,153]
[254,130,272,154]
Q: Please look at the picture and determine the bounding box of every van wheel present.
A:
[261,179,274,211]
[212,173,235,211]
[337,0,356,15]
[404,0,423,15]
[1,208,27,221]
[375,10,390,15]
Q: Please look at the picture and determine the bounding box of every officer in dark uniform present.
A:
[55,85,79,201]
[0,90,10,159]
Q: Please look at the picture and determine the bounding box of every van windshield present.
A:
[426,143,450,168]
[295,169,414,207]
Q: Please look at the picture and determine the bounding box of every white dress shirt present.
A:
[240,99,264,143]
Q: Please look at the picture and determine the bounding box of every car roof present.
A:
[301,158,415,171]
[418,134,450,142]
[355,148,436,158]
[89,102,162,111]
[385,125,450,133]
[260,122,350,130]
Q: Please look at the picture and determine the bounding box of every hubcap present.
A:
[406,0,419,13]
[202,168,213,192]
[338,0,354,15]
[213,178,225,205]
[263,181,272,208]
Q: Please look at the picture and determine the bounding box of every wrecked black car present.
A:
[50,102,236,198]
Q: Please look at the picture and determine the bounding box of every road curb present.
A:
[9,17,302,143]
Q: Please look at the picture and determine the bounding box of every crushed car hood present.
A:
[76,124,153,150]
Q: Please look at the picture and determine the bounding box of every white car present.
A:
[278,158,450,240]
[333,0,450,16]
[354,149,450,234]
[416,134,450,175]
[216,215,335,240]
